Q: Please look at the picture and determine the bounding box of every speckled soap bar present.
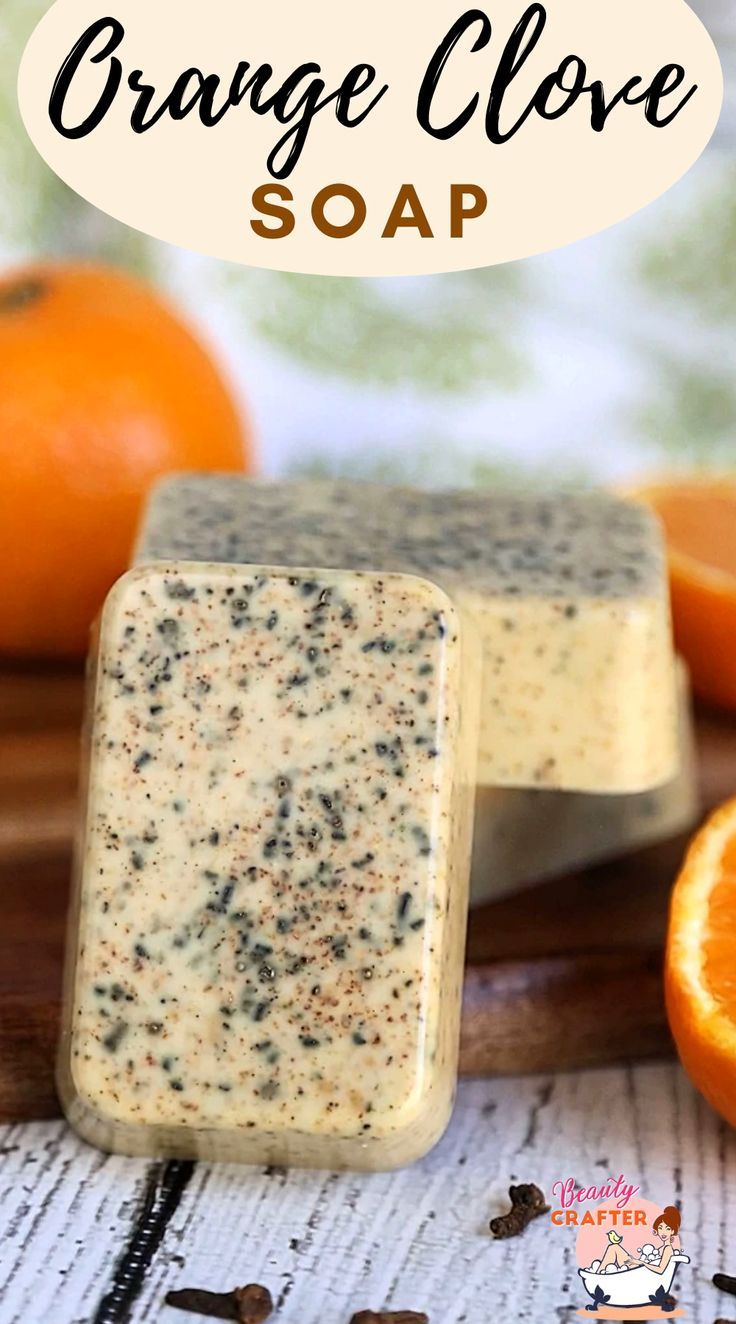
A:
[470,661,698,904]
[136,477,678,793]
[60,563,479,1168]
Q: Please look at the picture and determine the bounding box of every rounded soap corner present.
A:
[145,468,196,505]
[60,1050,159,1159]
[57,1053,116,1157]
[100,562,161,617]
[397,570,463,633]
[100,562,194,634]
[370,1077,456,1172]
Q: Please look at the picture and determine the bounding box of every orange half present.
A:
[666,796,736,1127]
[632,476,736,710]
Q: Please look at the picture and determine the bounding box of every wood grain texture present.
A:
[0,1067,734,1324]
[0,669,735,1123]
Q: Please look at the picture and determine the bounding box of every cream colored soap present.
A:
[470,661,698,904]
[60,563,479,1168]
[137,477,678,793]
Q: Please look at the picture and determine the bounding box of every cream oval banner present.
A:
[18,0,724,276]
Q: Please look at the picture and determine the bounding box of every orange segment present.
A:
[631,477,736,710]
[666,797,736,1127]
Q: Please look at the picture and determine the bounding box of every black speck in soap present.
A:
[102,1021,128,1053]
[412,826,432,857]
[300,1035,320,1048]
[207,882,234,914]
[352,853,375,870]
[133,751,152,772]
[398,892,413,920]
[165,579,196,600]
[156,618,179,638]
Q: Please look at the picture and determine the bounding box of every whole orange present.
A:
[0,262,252,658]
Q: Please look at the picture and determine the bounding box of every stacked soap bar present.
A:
[136,476,679,793]
[60,564,479,1167]
[62,475,681,1172]
[470,661,698,904]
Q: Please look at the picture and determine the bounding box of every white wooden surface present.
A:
[0,1065,734,1324]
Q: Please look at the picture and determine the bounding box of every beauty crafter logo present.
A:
[550,1177,690,1318]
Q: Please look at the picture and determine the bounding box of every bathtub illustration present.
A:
[578,1251,690,1308]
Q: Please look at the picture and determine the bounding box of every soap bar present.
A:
[60,563,479,1168]
[470,662,698,903]
[137,477,678,793]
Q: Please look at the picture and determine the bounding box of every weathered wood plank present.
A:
[0,1068,734,1324]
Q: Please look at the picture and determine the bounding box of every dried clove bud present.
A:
[490,1182,550,1239]
[350,1314,429,1324]
[165,1283,273,1322]
[714,1274,736,1298]
[234,1285,274,1324]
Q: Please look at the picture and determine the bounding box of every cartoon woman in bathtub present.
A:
[594,1206,682,1275]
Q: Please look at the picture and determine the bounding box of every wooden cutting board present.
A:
[1,665,734,1123]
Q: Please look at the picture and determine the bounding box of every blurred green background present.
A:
[2,0,734,488]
